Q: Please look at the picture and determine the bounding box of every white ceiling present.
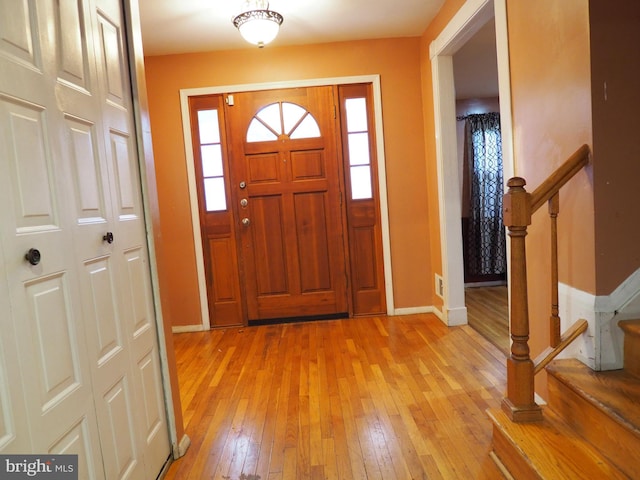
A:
[138,0,499,100]
[138,0,446,55]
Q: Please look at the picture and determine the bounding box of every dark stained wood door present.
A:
[189,94,244,327]
[338,83,387,315]
[227,87,348,321]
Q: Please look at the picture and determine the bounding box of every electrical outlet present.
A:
[435,274,444,299]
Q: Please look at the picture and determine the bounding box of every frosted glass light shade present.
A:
[232,3,283,48]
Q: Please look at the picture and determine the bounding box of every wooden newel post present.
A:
[502,177,543,422]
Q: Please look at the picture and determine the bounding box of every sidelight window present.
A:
[197,109,227,211]
[344,97,373,200]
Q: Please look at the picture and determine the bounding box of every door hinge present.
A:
[333,104,337,119]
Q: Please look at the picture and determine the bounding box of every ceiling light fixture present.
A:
[232,0,283,48]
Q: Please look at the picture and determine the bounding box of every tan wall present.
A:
[590,0,640,295]
[144,38,433,327]
[506,0,594,395]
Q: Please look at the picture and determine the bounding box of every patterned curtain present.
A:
[462,112,506,278]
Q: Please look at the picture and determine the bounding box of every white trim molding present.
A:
[429,0,513,326]
[557,282,597,368]
[175,434,191,459]
[180,75,394,329]
[394,305,438,315]
[559,268,640,371]
[595,267,640,370]
[172,324,207,334]
[393,305,446,323]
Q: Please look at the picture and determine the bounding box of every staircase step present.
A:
[547,358,640,479]
[488,407,627,479]
[619,319,640,377]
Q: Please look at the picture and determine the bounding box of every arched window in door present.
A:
[246,102,321,142]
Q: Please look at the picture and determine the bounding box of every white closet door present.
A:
[0,1,170,479]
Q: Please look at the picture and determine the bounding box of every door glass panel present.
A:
[247,120,278,142]
[290,114,320,139]
[197,110,220,144]
[347,132,370,166]
[201,144,223,177]
[345,98,368,132]
[204,177,227,211]
[248,102,321,142]
[345,97,372,199]
[350,165,372,200]
[282,102,306,134]
[256,103,282,134]
[197,109,226,211]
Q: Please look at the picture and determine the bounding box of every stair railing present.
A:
[501,144,590,422]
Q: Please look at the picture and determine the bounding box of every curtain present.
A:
[462,112,506,278]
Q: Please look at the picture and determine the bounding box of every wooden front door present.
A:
[227,87,348,322]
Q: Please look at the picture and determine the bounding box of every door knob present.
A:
[25,248,41,266]
[241,218,250,226]
[240,198,248,208]
[103,232,114,244]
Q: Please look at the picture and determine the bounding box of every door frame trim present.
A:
[179,75,394,331]
[429,0,514,325]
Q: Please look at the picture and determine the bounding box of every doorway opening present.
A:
[451,18,508,351]
[430,0,512,352]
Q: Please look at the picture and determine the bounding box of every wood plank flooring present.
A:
[465,286,509,356]
[164,314,508,479]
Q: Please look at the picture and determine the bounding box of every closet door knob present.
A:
[103,232,114,244]
[25,248,41,266]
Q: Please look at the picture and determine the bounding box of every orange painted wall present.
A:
[506,0,594,395]
[144,38,432,327]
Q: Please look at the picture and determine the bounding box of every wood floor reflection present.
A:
[164,314,508,479]
[465,286,510,356]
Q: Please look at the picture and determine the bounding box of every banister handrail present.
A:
[530,144,590,212]
[533,318,589,375]
[501,144,591,423]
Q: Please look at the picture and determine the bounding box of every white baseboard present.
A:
[559,267,640,371]
[558,282,597,368]
[392,306,436,316]
[174,434,191,459]
[393,304,466,326]
[392,305,449,324]
[172,324,207,333]
[595,267,640,313]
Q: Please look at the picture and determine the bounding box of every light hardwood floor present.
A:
[164,314,508,479]
[465,286,509,356]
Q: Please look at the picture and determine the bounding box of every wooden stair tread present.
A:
[547,358,640,438]
[488,407,627,479]
[618,319,640,336]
